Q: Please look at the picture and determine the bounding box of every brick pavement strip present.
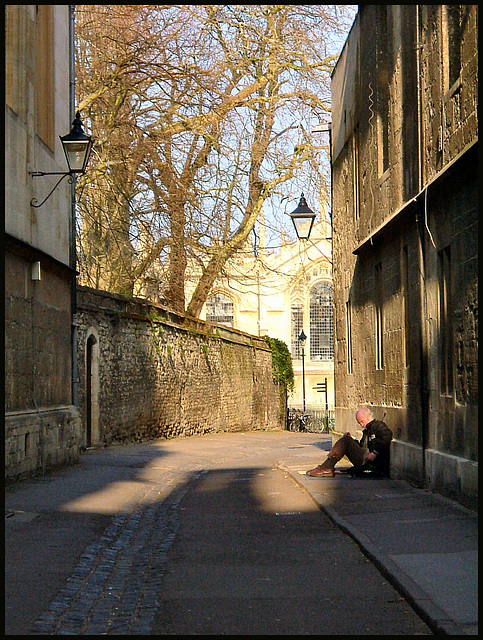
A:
[31,468,204,635]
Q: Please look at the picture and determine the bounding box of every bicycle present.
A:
[287,410,311,432]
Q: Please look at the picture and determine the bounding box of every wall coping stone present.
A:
[76,285,271,351]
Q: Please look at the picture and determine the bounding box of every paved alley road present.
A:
[151,466,431,635]
[6,430,433,635]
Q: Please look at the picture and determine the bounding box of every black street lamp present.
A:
[298,329,307,412]
[289,193,316,241]
[59,111,94,174]
[30,111,93,208]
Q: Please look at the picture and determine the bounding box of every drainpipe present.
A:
[69,4,78,408]
[415,6,429,486]
[416,203,429,488]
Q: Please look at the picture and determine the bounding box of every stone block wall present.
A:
[5,241,81,482]
[5,407,81,480]
[75,286,285,447]
[5,248,74,411]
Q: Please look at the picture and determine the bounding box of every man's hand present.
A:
[365,452,377,462]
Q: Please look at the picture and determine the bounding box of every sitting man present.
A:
[306,407,393,477]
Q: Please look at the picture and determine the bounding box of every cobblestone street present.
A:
[31,476,199,634]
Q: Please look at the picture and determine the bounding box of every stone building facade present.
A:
[330,6,477,507]
[5,6,81,480]
[75,287,285,447]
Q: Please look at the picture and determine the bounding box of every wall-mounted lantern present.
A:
[30,111,93,208]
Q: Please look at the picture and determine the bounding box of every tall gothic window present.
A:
[35,5,55,149]
[376,5,390,175]
[291,302,304,360]
[352,124,361,222]
[438,246,453,395]
[206,293,234,327]
[309,282,334,360]
[444,5,468,90]
[346,295,353,374]
[375,262,384,370]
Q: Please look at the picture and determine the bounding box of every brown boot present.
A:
[306,455,337,477]
[306,464,336,477]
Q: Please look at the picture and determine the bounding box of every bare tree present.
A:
[74,5,354,314]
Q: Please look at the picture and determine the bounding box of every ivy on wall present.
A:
[264,336,294,394]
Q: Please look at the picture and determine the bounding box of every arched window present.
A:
[206,293,234,327]
[291,302,304,360]
[309,282,334,360]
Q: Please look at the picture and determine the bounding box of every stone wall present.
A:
[5,407,81,480]
[75,286,286,447]
[5,246,74,411]
[5,240,81,482]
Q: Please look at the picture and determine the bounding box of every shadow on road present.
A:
[5,431,432,635]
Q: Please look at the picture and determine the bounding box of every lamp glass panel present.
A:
[63,140,91,172]
[293,216,315,240]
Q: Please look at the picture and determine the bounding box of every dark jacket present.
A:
[359,419,393,474]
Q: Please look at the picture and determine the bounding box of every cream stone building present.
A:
[5,5,82,479]
[192,216,335,411]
